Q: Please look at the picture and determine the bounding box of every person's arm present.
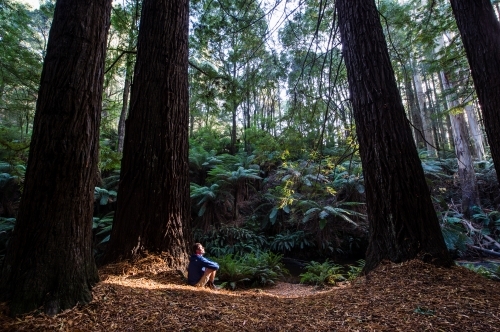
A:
[199,256,219,270]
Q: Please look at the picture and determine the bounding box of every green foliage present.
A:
[99,140,122,172]
[189,127,230,155]
[441,223,471,255]
[440,211,473,255]
[210,165,261,185]
[299,260,346,286]
[347,259,365,281]
[300,200,365,230]
[331,172,365,194]
[189,146,222,183]
[190,183,220,217]
[0,0,44,138]
[94,187,117,206]
[193,225,268,257]
[0,127,31,165]
[0,217,16,234]
[92,211,114,245]
[216,251,288,290]
[244,127,280,163]
[270,230,313,253]
[461,263,500,281]
[101,170,120,191]
[471,208,500,236]
[421,159,454,179]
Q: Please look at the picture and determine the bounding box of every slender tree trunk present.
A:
[404,69,424,148]
[414,66,437,157]
[441,70,480,217]
[117,12,137,153]
[464,103,486,161]
[449,0,500,182]
[117,76,130,153]
[230,62,237,155]
[336,0,452,273]
[104,0,190,269]
[0,0,111,316]
[423,74,443,153]
[435,71,454,150]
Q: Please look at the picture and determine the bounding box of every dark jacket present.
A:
[187,254,220,286]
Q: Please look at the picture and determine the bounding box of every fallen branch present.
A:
[483,234,500,251]
[469,245,500,258]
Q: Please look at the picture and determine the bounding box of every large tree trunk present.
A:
[336,0,452,273]
[0,0,111,316]
[449,0,500,182]
[104,0,190,269]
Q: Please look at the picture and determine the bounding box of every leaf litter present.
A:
[1,255,499,331]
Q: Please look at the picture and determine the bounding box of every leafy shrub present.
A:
[439,212,473,256]
[99,142,122,171]
[193,225,268,256]
[94,187,117,206]
[270,230,314,253]
[93,211,114,245]
[299,260,345,286]
[216,251,288,290]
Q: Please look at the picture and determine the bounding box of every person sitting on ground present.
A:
[187,243,220,289]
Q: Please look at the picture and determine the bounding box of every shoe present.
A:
[207,281,220,290]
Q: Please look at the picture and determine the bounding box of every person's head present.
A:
[192,243,205,255]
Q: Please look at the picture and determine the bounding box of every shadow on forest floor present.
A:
[1,255,499,331]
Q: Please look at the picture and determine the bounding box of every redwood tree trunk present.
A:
[336,0,452,273]
[104,0,190,269]
[449,0,500,182]
[0,0,111,316]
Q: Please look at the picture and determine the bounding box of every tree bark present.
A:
[335,0,452,273]
[0,0,111,316]
[464,103,485,161]
[413,65,437,157]
[404,68,424,148]
[104,0,190,269]
[440,70,480,217]
[449,0,500,182]
[117,76,130,153]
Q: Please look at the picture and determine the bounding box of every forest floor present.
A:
[1,255,499,332]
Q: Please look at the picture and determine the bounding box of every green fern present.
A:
[300,200,365,229]
[299,260,346,286]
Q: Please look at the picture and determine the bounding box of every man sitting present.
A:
[187,243,219,289]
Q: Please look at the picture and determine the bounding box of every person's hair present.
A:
[192,243,203,254]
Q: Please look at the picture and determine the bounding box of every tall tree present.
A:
[104,0,190,268]
[440,69,480,217]
[0,0,112,316]
[335,0,452,272]
[449,0,500,182]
